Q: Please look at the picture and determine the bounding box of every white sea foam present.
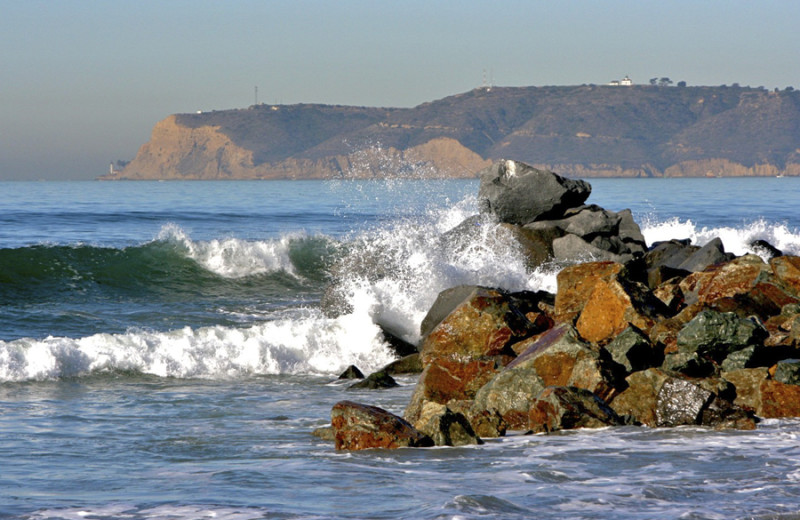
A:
[157,223,299,278]
[0,306,395,382]
[640,216,800,258]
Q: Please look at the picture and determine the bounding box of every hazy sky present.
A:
[2,0,799,180]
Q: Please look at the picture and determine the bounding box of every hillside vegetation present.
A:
[108,85,800,180]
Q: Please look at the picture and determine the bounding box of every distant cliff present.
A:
[104,85,800,180]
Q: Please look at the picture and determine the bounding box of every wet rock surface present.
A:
[324,161,800,449]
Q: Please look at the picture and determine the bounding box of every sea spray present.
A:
[328,202,558,345]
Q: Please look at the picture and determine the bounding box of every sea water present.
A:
[2,177,800,519]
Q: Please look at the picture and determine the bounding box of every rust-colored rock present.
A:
[405,287,539,423]
[575,275,669,344]
[759,379,800,418]
[722,368,769,412]
[770,255,800,295]
[554,262,625,323]
[331,401,433,451]
[679,255,798,318]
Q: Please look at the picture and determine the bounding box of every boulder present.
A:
[554,261,627,323]
[477,160,591,225]
[770,255,800,295]
[331,401,434,450]
[552,234,632,264]
[382,327,418,358]
[338,365,364,380]
[311,426,335,442]
[751,239,783,260]
[506,324,622,401]
[773,359,800,385]
[759,379,800,418]
[382,353,423,375]
[604,326,662,374]
[414,402,483,446]
[405,287,543,423]
[529,386,624,433]
[574,271,671,344]
[676,237,734,273]
[676,310,768,363]
[722,367,770,411]
[680,255,798,317]
[645,239,698,271]
[471,366,546,430]
[609,368,756,429]
[347,370,398,390]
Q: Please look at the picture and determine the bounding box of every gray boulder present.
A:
[478,160,591,225]
[677,237,735,272]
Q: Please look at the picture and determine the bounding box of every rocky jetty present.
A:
[326,160,800,450]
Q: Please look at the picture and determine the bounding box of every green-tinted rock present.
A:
[347,370,398,390]
[604,326,660,374]
[677,310,768,362]
[414,402,483,446]
[773,359,800,386]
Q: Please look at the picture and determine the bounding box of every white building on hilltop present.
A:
[609,75,633,86]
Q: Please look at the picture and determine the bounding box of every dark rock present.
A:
[552,234,632,264]
[604,326,662,374]
[751,239,783,259]
[677,237,734,272]
[529,386,624,433]
[647,265,691,290]
[720,344,800,372]
[645,239,699,271]
[662,350,715,377]
[338,365,364,380]
[382,353,423,375]
[381,327,418,358]
[331,401,433,450]
[477,160,591,225]
[773,359,800,385]
[414,402,483,446]
[676,310,768,363]
[347,370,398,390]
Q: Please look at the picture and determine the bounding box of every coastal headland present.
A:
[321,160,800,450]
[104,84,800,180]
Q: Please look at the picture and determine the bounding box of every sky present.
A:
[2,0,799,181]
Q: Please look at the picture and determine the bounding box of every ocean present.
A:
[2,176,800,519]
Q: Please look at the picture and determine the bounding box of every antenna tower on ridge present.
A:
[255,86,258,106]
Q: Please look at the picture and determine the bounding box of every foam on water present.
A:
[158,223,300,278]
[0,305,394,382]
[640,216,800,258]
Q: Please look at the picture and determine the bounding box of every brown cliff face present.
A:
[104,85,800,180]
